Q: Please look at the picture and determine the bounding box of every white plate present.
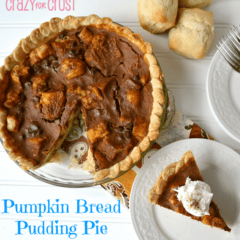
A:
[130,139,240,240]
[207,50,240,143]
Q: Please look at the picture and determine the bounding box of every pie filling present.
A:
[158,160,231,232]
[2,26,152,171]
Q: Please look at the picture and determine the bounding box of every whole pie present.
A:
[148,150,231,232]
[0,15,167,180]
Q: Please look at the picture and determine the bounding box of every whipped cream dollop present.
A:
[174,177,213,217]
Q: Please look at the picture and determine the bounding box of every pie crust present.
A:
[148,150,231,232]
[0,15,166,181]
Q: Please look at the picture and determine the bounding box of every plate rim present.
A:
[206,49,240,143]
[130,138,240,240]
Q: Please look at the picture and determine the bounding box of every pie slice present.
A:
[148,150,231,232]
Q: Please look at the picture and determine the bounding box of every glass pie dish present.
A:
[0,15,174,187]
[0,87,173,188]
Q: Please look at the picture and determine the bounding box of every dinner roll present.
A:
[179,0,212,8]
[168,8,214,59]
[137,0,178,34]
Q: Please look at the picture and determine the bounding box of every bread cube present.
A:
[11,65,30,84]
[127,89,141,107]
[4,89,22,108]
[98,136,120,161]
[30,44,55,66]
[7,114,22,132]
[60,58,86,80]
[40,91,65,120]
[133,118,149,139]
[32,74,49,96]
[78,27,93,45]
[74,86,103,109]
[87,122,109,143]
[28,137,45,157]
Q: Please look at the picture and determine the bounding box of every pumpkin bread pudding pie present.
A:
[148,150,231,232]
[0,15,167,181]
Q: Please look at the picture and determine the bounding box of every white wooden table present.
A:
[0,1,240,239]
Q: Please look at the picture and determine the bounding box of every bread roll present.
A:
[138,0,178,34]
[179,0,212,8]
[168,8,214,59]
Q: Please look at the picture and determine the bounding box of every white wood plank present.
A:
[0,27,36,55]
[0,0,139,23]
[169,88,212,118]
[157,57,212,85]
[0,0,239,24]
[0,24,233,56]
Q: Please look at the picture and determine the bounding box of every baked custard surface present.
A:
[0,15,166,180]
